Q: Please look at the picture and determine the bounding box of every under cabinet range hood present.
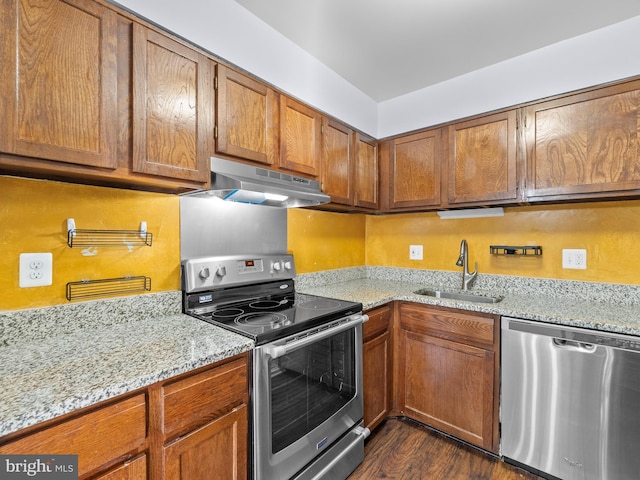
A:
[184,157,330,208]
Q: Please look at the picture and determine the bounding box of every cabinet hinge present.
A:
[214,125,218,139]
[214,75,218,90]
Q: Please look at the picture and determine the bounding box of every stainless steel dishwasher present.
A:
[501,317,640,480]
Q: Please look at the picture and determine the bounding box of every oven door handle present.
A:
[264,313,368,359]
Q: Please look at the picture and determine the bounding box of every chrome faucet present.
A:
[456,239,477,290]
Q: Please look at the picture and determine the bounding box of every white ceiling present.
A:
[234,0,640,102]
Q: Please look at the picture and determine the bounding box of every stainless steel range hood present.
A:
[184,157,330,208]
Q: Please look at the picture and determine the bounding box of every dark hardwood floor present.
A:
[349,418,543,480]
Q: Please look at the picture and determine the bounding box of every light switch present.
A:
[409,245,423,260]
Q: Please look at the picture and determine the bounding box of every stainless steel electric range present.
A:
[182,253,370,480]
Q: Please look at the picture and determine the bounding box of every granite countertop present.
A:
[296,267,640,337]
[0,291,253,438]
[3,269,640,440]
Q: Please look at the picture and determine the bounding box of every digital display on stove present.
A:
[237,259,264,274]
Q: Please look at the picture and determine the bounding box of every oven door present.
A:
[252,314,366,480]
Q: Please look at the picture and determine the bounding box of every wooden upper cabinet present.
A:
[132,24,213,183]
[321,118,354,205]
[525,80,640,201]
[354,133,379,209]
[279,95,322,177]
[447,110,519,205]
[0,0,118,168]
[389,128,443,209]
[215,65,279,166]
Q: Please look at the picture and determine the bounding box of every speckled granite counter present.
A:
[0,291,253,438]
[296,266,640,336]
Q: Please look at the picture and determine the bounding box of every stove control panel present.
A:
[183,254,296,293]
[238,259,264,274]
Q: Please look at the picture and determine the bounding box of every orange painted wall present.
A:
[0,176,181,310]
[4,173,639,312]
[289,201,640,286]
[287,209,365,273]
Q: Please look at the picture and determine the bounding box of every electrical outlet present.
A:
[562,249,587,270]
[19,253,53,287]
[409,245,423,260]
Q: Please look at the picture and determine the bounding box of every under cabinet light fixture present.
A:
[437,207,504,219]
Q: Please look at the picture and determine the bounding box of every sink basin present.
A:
[413,289,504,304]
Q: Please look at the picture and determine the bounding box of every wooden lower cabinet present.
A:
[162,355,249,480]
[0,353,249,480]
[164,406,247,480]
[362,305,392,432]
[95,455,147,480]
[0,393,147,479]
[396,302,499,453]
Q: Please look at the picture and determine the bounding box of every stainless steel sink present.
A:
[413,289,504,304]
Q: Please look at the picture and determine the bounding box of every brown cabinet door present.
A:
[363,306,392,432]
[399,328,495,451]
[389,129,443,209]
[0,0,117,168]
[215,65,279,166]
[279,95,322,177]
[447,110,519,205]
[525,80,640,201]
[132,25,213,183]
[363,331,391,431]
[95,455,146,480]
[0,394,147,478]
[322,118,354,205]
[354,133,379,209]
[164,406,248,480]
[397,303,499,453]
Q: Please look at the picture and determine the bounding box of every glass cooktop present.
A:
[185,286,362,345]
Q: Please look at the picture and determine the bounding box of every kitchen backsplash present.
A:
[3,175,640,311]
[1,176,181,310]
[288,200,640,286]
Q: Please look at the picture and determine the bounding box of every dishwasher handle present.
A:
[552,338,596,352]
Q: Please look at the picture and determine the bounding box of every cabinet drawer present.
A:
[163,355,248,440]
[363,305,391,341]
[400,303,496,348]
[0,393,147,477]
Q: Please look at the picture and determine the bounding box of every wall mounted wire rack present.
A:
[490,245,542,256]
[66,219,152,248]
[66,276,152,301]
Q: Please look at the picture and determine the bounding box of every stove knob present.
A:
[198,267,211,279]
[283,261,293,270]
[272,261,282,272]
[216,266,227,277]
